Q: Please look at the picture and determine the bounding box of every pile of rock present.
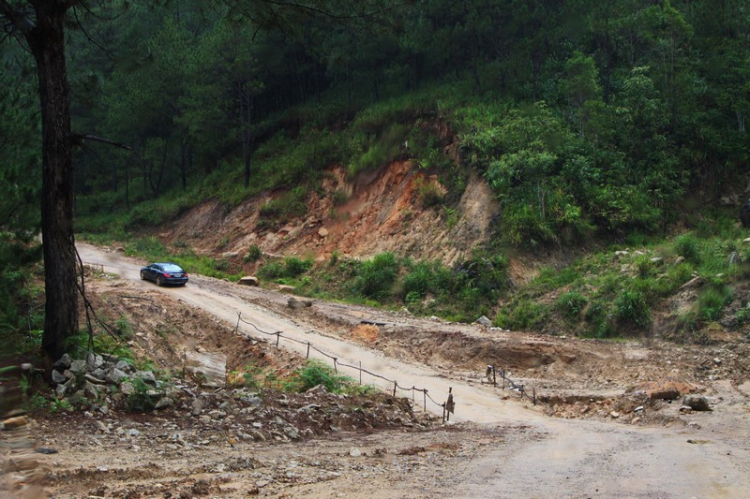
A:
[51,353,177,413]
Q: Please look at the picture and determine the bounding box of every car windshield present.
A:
[161,264,183,272]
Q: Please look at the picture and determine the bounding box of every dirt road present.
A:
[75,243,750,498]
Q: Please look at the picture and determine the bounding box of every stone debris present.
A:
[288,297,313,309]
[682,395,712,411]
[238,276,259,286]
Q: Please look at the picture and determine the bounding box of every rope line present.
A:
[234,312,446,411]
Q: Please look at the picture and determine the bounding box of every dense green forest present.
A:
[3,0,750,353]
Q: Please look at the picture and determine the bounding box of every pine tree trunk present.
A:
[26,1,78,360]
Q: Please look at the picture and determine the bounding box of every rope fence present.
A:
[234,312,451,419]
[483,364,537,405]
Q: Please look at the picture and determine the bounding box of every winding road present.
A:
[79,243,750,498]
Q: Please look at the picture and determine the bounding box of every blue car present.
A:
[140,263,189,286]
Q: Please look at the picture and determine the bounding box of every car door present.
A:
[147,264,162,281]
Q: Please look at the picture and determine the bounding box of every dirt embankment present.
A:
[158,161,500,268]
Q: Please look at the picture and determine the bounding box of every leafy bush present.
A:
[698,285,732,321]
[674,234,701,264]
[555,291,588,319]
[284,256,313,277]
[257,256,313,280]
[614,289,650,329]
[244,244,263,263]
[353,252,399,299]
[347,124,406,178]
[403,260,438,298]
[495,300,549,330]
[415,177,445,208]
[258,261,285,279]
[584,300,613,338]
[285,360,351,393]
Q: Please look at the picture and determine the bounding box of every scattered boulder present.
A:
[2,416,27,430]
[475,315,492,327]
[288,297,313,309]
[682,395,712,411]
[238,276,259,286]
[105,368,128,384]
[51,370,67,384]
[53,354,72,370]
[278,285,296,293]
[633,380,697,401]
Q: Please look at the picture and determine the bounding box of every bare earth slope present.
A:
[31,243,747,498]
[158,162,500,267]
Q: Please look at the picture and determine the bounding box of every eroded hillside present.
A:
[159,161,499,268]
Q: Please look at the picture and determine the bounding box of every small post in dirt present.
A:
[235,312,242,334]
[306,342,311,359]
[445,387,455,422]
[392,381,397,397]
[423,389,427,412]
[442,403,446,423]
[359,361,362,385]
[333,358,338,373]
[274,331,281,348]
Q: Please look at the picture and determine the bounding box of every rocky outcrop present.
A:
[49,352,172,412]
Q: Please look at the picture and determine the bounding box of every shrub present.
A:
[614,289,650,329]
[674,234,701,264]
[415,177,445,208]
[555,291,588,319]
[284,256,313,277]
[244,244,263,263]
[257,261,285,279]
[403,261,434,298]
[584,300,613,338]
[495,299,549,330]
[698,285,732,321]
[286,360,351,393]
[353,252,399,299]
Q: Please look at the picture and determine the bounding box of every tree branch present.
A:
[72,133,133,150]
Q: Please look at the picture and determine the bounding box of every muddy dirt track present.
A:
[7,244,750,498]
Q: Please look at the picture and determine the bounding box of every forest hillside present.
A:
[3,0,750,343]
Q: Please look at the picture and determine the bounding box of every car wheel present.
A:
[140,270,146,280]
[156,276,164,286]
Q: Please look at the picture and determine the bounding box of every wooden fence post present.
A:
[306,342,310,359]
[275,332,280,348]
[359,361,362,385]
[333,358,338,373]
[423,389,427,412]
[392,381,397,397]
